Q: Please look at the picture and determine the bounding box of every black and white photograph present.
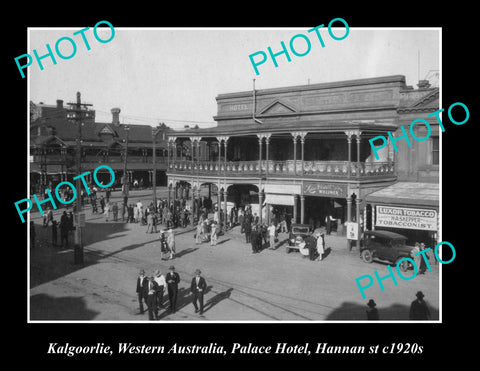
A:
[26,26,441,322]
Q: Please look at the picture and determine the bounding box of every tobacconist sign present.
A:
[375,205,437,231]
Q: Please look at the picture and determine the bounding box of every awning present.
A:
[365,182,439,208]
[264,194,294,206]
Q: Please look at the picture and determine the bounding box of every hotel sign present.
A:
[303,182,348,198]
[375,205,437,231]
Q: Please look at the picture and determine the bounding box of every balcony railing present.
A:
[168,160,395,178]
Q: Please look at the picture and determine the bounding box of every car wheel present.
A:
[286,247,291,254]
[396,258,411,272]
[361,249,373,263]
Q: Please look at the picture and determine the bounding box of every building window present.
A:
[432,136,439,165]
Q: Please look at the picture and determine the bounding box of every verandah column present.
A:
[257,134,263,175]
[299,132,307,176]
[265,133,271,176]
[345,130,353,178]
[347,195,352,251]
[291,133,298,176]
[355,131,362,177]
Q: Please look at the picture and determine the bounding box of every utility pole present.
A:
[122,125,130,219]
[152,123,165,212]
[66,92,92,265]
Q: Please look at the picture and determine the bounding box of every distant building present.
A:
[29,101,169,195]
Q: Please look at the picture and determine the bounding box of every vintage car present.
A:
[287,224,312,253]
[360,230,414,272]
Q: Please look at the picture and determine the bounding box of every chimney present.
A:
[56,99,63,109]
[417,80,431,89]
[111,107,121,125]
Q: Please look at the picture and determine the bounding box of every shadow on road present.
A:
[325,300,439,321]
[30,293,100,320]
[203,288,234,314]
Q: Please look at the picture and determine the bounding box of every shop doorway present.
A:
[304,196,346,231]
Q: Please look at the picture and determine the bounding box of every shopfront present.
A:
[365,182,439,247]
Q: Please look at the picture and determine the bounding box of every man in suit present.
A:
[145,275,159,320]
[409,291,431,320]
[166,265,181,313]
[136,269,148,314]
[190,269,207,315]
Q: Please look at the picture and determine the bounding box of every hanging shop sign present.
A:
[375,205,437,231]
[303,182,348,198]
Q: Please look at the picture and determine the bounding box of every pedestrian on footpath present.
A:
[46,208,54,227]
[136,269,148,315]
[419,243,430,274]
[112,202,118,221]
[166,266,180,313]
[412,242,421,269]
[195,221,203,245]
[146,212,154,233]
[59,211,69,249]
[167,229,176,260]
[366,299,379,320]
[154,269,166,310]
[250,225,259,253]
[51,220,58,247]
[244,221,252,244]
[305,233,317,261]
[316,232,325,261]
[210,221,218,246]
[128,204,134,223]
[409,291,431,320]
[99,196,105,214]
[104,201,110,222]
[152,212,159,233]
[91,196,98,214]
[267,222,276,250]
[145,276,159,320]
[190,269,207,315]
[160,231,169,260]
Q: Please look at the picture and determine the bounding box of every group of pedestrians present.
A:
[40,207,74,249]
[135,266,207,320]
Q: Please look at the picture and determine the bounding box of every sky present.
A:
[28,26,440,129]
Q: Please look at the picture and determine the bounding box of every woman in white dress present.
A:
[316,232,325,261]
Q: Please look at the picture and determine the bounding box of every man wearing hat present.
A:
[135,269,148,314]
[154,269,166,310]
[145,275,160,320]
[409,291,431,320]
[166,265,181,313]
[366,299,379,320]
[190,269,207,315]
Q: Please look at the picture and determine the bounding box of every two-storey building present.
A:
[166,75,440,247]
